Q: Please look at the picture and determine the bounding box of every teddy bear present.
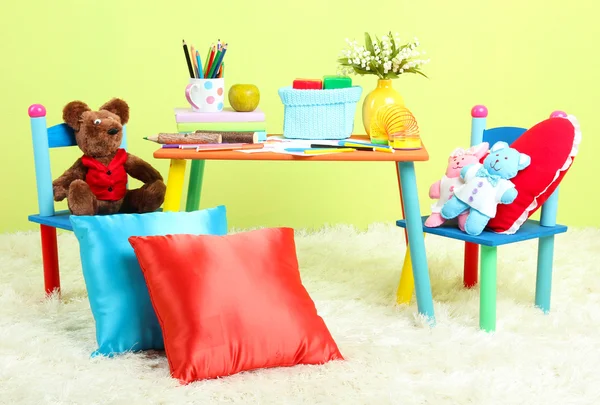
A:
[52,98,166,216]
[424,142,489,229]
[440,141,531,236]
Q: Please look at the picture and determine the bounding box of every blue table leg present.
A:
[397,162,435,324]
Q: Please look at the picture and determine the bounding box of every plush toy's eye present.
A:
[504,156,508,159]
[94,119,101,125]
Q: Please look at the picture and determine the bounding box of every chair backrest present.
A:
[468,105,566,227]
[28,104,127,217]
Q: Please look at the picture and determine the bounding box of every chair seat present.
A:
[396,216,567,247]
[28,210,73,231]
[28,208,166,232]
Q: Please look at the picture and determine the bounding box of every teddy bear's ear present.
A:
[99,98,129,125]
[490,141,509,152]
[518,153,531,170]
[62,101,90,131]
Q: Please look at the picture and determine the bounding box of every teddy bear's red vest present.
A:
[81,149,128,201]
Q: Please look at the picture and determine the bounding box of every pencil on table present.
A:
[182,40,195,78]
[196,50,204,78]
[203,44,212,73]
[206,44,217,76]
[190,45,198,78]
[209,44,227,78]
[207,46,223,79]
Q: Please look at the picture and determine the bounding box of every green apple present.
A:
[228,84,260,112]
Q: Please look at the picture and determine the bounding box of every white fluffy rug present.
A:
[1,224,600,404]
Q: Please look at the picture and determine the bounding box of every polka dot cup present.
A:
[185,78,225,113]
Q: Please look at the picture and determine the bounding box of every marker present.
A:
[338,140,393,149]
[310,143,393,153]
[303,148,356,155]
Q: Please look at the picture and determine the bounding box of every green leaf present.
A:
[364,32,375,55]
[390,31,397,54]
[404,66,429,79]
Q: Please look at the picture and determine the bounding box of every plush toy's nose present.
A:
[107,128,119,135]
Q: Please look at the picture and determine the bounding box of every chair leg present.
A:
[464,242,479,288]
[535,235,554,313]
[479,245,497,332]
[40,225,60,295]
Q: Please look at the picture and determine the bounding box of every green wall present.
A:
[1,0,597,233]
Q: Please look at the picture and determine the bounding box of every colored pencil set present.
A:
[182,39,227,79]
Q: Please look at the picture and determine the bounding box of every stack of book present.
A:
[174,107,267,142]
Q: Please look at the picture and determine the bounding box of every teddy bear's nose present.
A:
[107,128,119,135]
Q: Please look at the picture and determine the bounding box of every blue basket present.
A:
[278,86,363,140]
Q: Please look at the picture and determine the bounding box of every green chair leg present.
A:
[480,245,497,332]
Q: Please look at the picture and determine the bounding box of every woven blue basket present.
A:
[278,86,363,140]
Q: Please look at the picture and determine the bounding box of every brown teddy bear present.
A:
[52,98,166,216]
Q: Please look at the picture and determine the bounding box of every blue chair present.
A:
[396,105,569,332]
[27,104,127,295]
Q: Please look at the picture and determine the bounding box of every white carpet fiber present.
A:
[1,224,600,404]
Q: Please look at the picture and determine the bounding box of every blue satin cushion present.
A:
[69,206,228,357]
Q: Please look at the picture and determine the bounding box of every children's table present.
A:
[153,136,436,324]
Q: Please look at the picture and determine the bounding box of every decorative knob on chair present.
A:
[28,104,47,118]
[550,110,567,118]
[471,105,488,118]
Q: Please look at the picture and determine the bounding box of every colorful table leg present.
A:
[163,159,187,212]
[40,224,60,295]
[185,160,205,212]
[480,245,497,331]
[397,161,435,323]
[395,163,415,304]
[396,250,415,304]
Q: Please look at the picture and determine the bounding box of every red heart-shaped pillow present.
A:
[487,115,581,234]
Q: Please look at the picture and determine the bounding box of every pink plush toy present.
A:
[425,142,490,229]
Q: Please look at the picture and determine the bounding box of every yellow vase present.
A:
[362,79,405,141]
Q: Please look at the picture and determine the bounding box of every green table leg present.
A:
[480,245,497,332]
[186,160,205,212]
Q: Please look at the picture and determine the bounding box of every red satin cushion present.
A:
[128,227,343,384]
[487,115,581,234]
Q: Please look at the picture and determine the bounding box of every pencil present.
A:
[310,144,375,152]
[207,47,223,79]
[218,62,223,78]
[190,45,198,78]
[203,45,212,74]
[195,144,264,152]
[182,40,195,78]
[196,50,204,78]
[206,45,216,77]
[304,148,356,155]
[209,44,227,78]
